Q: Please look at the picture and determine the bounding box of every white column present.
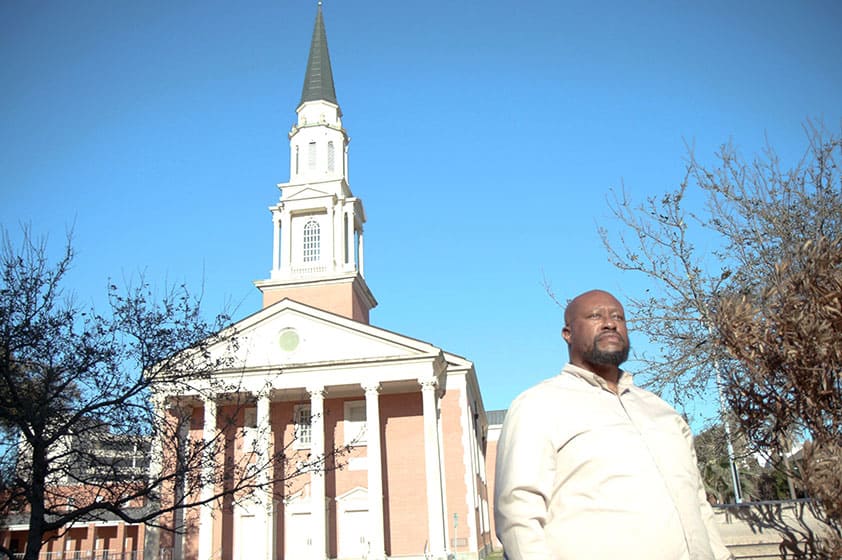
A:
[358,229,365,276]
[419,378,446,558]
[282,210,292,270]
[199,396,217,560]
[143,395,166,560]
[344,144,349,182]
[174,406,192,560]
[308,386,328,559]
[328,205,336,270]
[147,395,166,480]
[332,205,338,272]
[271,211,282,276]
[256,394,273,560]
[345,209,354,270]
[362,382,385,559]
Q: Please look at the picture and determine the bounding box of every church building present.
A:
[159,6,495,560]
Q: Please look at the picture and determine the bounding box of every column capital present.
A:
[418,377,438,391]
[202,396,218,427]
[306,385,327,399]
[167,403,194,423]
[362,381,381,394]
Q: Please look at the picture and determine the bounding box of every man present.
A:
[494,290,732,560]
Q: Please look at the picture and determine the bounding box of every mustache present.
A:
[596,332,625,341]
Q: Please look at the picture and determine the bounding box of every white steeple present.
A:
[255,4,376,323]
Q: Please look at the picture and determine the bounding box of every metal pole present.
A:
[711,350,743,503]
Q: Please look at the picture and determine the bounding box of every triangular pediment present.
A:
[282,185,332,201]
[336,486,368,503]
[279,178,351,201]
[443,351,473,370]
[207,299,441,372]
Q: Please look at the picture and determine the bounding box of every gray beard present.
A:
[584,346,629,367]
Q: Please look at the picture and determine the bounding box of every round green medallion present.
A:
[278,328,300,352]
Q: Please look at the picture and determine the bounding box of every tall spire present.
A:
[300,3,337,106]
[256,2,376,322]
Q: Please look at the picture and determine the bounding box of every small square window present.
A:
[294,405,312,448]
[244,407,257,429]
[344,401,367,446]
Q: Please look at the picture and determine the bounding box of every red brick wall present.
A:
[381,392,427,556]
[261,283,370,323]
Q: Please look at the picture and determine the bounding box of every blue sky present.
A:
[2,1,841,423]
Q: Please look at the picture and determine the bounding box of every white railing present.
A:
[290,264,327,275]
[13,550,142,560]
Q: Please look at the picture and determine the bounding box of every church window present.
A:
[344,401,367,445]
[354,229,360,270]
[242,407,258,451]
[343,214,349,263]
[244,407,257,429]
[295,145,300,174]
[308,141,317,170]
[327,141,335,172]
[303,218,320,262]
[294,405,311,447]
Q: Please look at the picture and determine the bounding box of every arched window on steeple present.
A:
[303,218,320,262]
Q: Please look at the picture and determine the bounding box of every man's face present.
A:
[562,291,630,369]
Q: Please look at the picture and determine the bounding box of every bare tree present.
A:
[0,229,346,560]
[599,122,841,554]
[600,122,841,409]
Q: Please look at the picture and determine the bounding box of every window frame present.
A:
[302,218,321,263]
[294,404,312,449]
[343,400,367,446]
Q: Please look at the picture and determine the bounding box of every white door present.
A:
[238,514,260,560]
[285,511,312,559]
[339,509,369,558]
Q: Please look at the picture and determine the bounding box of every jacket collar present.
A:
[562,363,634,394]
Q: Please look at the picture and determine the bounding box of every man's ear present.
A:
[561,325,571,344]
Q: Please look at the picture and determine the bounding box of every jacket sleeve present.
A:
[686,426,734,560]
[696,472,734,560]
[494,392,556,560]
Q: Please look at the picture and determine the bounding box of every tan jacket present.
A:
[494,364,732,560]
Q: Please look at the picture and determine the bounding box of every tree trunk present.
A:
[23,446,49,560]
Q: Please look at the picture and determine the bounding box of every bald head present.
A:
[564,290,623,327]
[562,290,630,379]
